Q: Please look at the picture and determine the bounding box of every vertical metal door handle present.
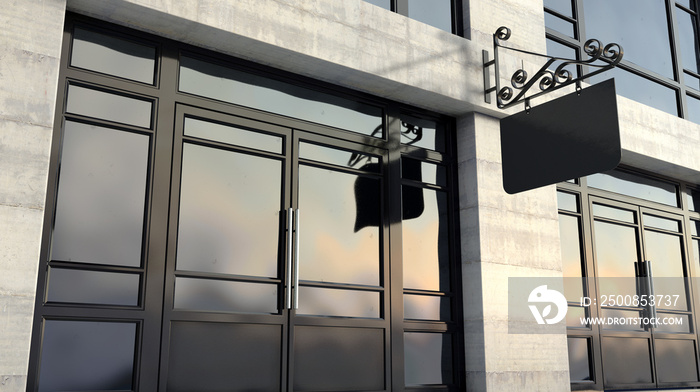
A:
[646,260,657,326]
[294,209,300,310]
[287,208,293,309]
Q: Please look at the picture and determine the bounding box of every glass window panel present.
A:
[407,0,453,33]
[677,0,691,7]
[66,85,152,128]
[167,322,282,392]
[559,214,584,301]
[600,308,645,331]
[546,39,577,74]
[299,142,379,172]
[557,191,578,212]
[38,320,136,391]
[602,337,653,384]
[400,114,445,152]
[176,143,282,277]
[404,294,451,320]
[566,305,587,328]
[71,27,156,84]
[567,338,592,381]
[583,0,673,77]
[298,165,380,286]
[688,188,700,212]
[687,94,700,124]
[404,332,453,385]
[46,268,139,306]
[174,277,278,314]
[403,186,451,291]
[589,68,678,116]
[402,158,447,186]
[51,122,148,267]
[545,12,575,37]
[184,117,282,154]
[179,56,383,137]
[297,287,380,318]
[587,170,678,206]
[593,221,639,298]
[592,203,636,223]
[677,8,700,74]
[655,339,699,382]
[363,0,391,10]
[693,239,699,267]
[544,0,573,17]
[643,214,680,232]
[691,220,699,236]
[685,73,700,91]
[645,231,688,310]
[654,314,691,333]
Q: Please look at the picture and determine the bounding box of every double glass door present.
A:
[159,105,389,391]
[590,197,699,389]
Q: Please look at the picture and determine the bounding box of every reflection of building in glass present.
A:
[2,0,700,391]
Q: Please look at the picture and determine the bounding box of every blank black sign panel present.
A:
[500,78,621,194]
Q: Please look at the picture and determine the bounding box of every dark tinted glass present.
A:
[403,187,450,291]
[38,320,136,392]
[294,326,384,391]
[557,191,578,212]
[71,27,156,84]
[66,85,152,128]
[645,231,688,310]
[404,294,451,320]
[588,170,678,206]
[299,142,379,172]
[297,287,380,318]
[545,12,575,37]
[602,337,653,384]
[655,339,699,382]
[51,122,149,267]
[363,0,391,10]
[583,0,673,77]
[174,277,278,314]
[46,268,140,306]
[176,143,282,277]
[179,56,383,137]
[402,158,447,186]
[544,0,573,17]
[687,94,700,125]
[567,338,592,381]
[404,332,453,385]
[298,165,381,286]
[167,322,282,392]
[401,114,445,152]
[407,0,453,33]
[590,68,678,116]
[677,8,700,73]
[559,214,584,301]
[184,117,282,153]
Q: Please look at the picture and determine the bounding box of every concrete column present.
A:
[0,1,66,390]
[457,112,571,391]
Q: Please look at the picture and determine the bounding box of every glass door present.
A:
[590,196,699,389]
[159,105,389,391]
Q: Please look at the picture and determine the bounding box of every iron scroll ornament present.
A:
[483,26,623,110]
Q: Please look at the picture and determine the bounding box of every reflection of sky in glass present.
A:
[404,294,450,320]
[66,85,152,128]
[600,308,644,331]
[51,122,148,267]
[403,188,450,291]
[362,0,391,10]
[174,277,278,314]
[556,191,578,213]
[298,165,380,286]
[176,143,281,277]
[545,12,575,37]
[590,68,678,116]
[645,230,687,310]
[179,56,382,137]
[401,114,444,152]
[559,214,584,301]
[583,0,673,77]
[566,306,586,328]
[545,0,573,17]
[71,27,156,84]
[594,220,639,297]
[407,0,452,33]
[592,203,635,223]
[642,214,679,232]
[686,94,700,125]
[676,8,700,73]
[297,287,379,318]
[184,117,282,154]
[587,170,678,206]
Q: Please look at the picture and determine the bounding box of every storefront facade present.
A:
[1,1,699,391]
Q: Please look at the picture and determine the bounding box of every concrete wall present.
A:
[1,0,700,391]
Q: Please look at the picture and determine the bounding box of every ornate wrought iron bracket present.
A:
[483,26,623,110]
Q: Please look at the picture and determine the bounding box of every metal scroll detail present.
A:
[483,26,623,110]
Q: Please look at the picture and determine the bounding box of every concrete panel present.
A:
[0,204,43,296]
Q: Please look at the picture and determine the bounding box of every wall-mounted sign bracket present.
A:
[483,26,623,110]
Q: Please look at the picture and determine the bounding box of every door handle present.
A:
[287,208,294,309]
[294,209,300,310]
